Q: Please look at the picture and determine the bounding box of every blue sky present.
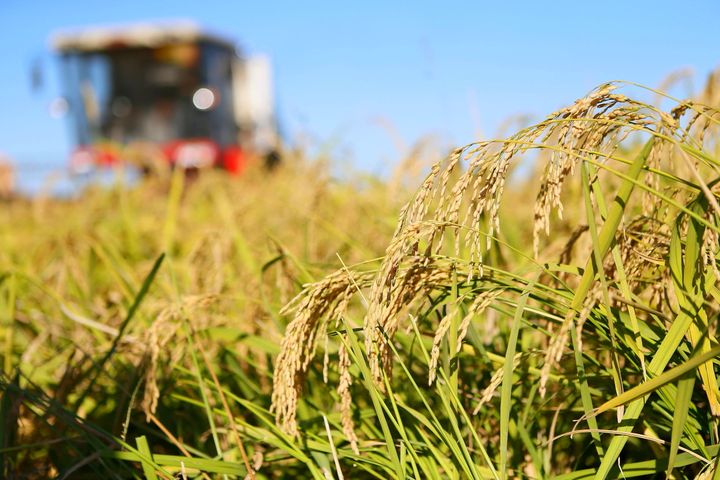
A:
[1,1,719,181]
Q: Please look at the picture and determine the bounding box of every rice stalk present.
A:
[272,77,720,477]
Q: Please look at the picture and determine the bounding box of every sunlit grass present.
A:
[1,76,720,479]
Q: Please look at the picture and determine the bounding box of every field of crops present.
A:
[2,76,720,479]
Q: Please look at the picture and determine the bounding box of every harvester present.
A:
[51,21,278,175]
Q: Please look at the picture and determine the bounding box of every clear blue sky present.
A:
[1,1,719,180]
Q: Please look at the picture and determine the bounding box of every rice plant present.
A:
[272,79,720,478]
[1,74,719,479]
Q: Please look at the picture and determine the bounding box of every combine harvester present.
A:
[51,21,278,175]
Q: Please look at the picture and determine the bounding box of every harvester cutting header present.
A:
[52,21,278,174]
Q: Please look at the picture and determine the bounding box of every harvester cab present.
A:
[51,21,277,175]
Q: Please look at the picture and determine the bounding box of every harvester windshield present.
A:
[61,44,236,145]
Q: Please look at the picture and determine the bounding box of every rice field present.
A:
[1,74,720,479]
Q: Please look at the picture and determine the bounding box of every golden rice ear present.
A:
[360,83,675,389]
[428,288,503,386]
[428,309,454,386]
[271,269,374,435]
[336,339,359,455]
[473,353,521,415]
[141,295,217,421]
[270,78,720,444]
[702,210,720,282]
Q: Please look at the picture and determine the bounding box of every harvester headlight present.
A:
[192,87,216,111]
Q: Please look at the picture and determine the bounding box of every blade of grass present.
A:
[192,325,255,478]
[323,415,344,480]
[554,443,719,479]
[136,435,159,480]
[581,162,625,411]
[499,283,531,478]
[377,358,422,478]
[559,138,654,353]
[73,253,165,411]
[406,315,499,479]
[681,198,720,416]
[3,273,16,375]
[595,192,717,478]
[104,450,247,476]
[183,321,227,478]
[667,372,695,476]
[342,322,403,478]
[592,345,720,416]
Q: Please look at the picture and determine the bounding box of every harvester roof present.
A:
[51,20,237,54]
